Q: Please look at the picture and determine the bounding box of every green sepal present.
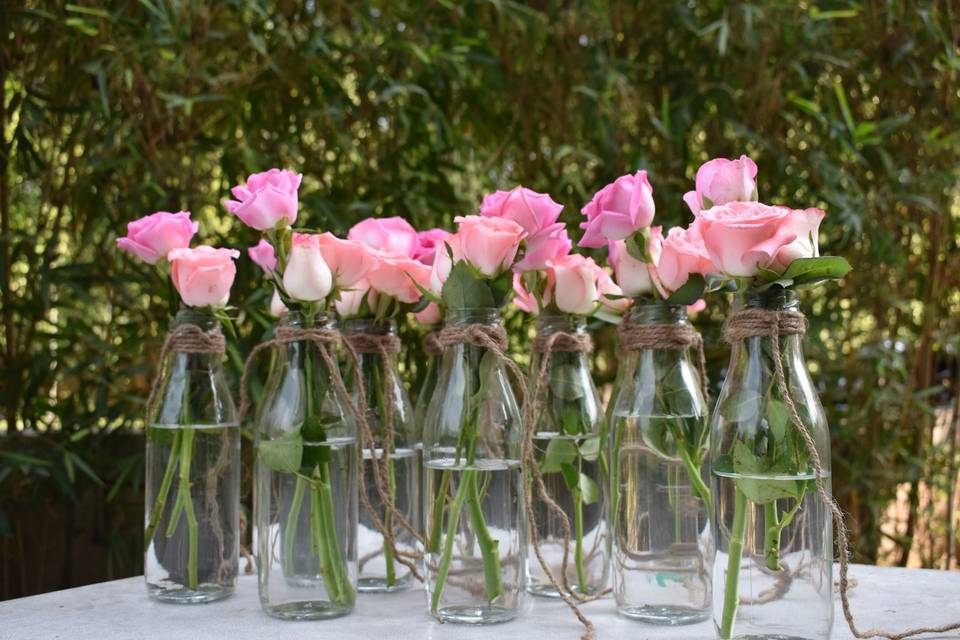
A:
[666,273,705,305]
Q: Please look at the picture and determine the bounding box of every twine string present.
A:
[421,331,443,357]
[618,320,709,402]
[724,307,960,640]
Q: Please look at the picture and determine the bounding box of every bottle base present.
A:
[618,605,709,625]
[262,600,354,620]
[147,582,234,604]
[527,581,601,599]
[357,573,413,593]
[432,604,518,625]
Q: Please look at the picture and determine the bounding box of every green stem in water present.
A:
[430,470,470,612]
[427,470,450,553]
[721,487,748,640]
[763,502,782,571]
[177,428,198,590]
[573,486,587,591]
[284,475,307,575]
[144,430,181,548]
[383,453,396,586]
[677,444,713,515]
[465,470,503,602]
[319,463,354,604]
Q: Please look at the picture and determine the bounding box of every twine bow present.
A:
[724,308,960,640]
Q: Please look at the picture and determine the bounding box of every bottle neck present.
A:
[626,299,689,326]
[731,288,806,366]
[535,312,587,336]
[445,307,502,328]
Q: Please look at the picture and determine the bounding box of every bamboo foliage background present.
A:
[1,0,958,598]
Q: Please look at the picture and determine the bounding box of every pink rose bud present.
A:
[656,226,716,292]
[367,251,433,304]
[429,234,463,293]
[283,233,333,302]
[116,211,198,265]
[480,186,564,236]
[248,239,277,275]
[335,280,376,319]
[579,170,656,248]
[768,207,825,273]
[315,232,377,288]
[454,215,526,277]
[608,228,662,298]
[550,254,600,316]
[269,290,288,317]
[698,201,799,277]
[683,155,758,215]
[412,228,453,265]
[415,302,442,325]
[167,246,240,308]
[348,216,419,257]
[223,169,302,230]
[512,272,549,315]
[514,223,572,272]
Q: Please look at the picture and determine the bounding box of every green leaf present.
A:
[559,462,579,492]
[625,233,648,262]
[666,273,705,305]
[258,430,303,474]
[779,256,852,286]
[578,435,601,461]
[441,261,494,309]
[540,438,578,474]
[766,399,789,443]
[579,473,600,505]
[549,364,586,401]
[731,441,807,504]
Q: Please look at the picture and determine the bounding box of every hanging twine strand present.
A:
[239,325,423,582]
[724,307,960,640]
[533,332,593,353]
[618,318,710,403]
[439,324,597,640]
[146,324,226,411]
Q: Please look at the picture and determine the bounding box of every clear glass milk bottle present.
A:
[608,301,711,623]
[254,313,358,619]
[711,289,832,640]
[422,308,526,624]
[526,312,608,597]
[344,318,418,592]
[144,309,241,604]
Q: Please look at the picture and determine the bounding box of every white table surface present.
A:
[1,564,957,640]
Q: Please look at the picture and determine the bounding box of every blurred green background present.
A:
[2,1,958,598]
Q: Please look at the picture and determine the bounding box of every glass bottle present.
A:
[144,309,241,603]
[413,331,442,541]
[710,289,832,640]
[526,313,608,597]
[608,301,711,623]
[344,318,417,592]
[254,312,358,619]
[422,308,526,624]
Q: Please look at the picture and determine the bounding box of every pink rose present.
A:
[656,226,716,292]
[269,290,288,317]
[116,211,198,264]
[248,239,277,275]
[687,299,706,314]
[480,186,564,236]
[768,207,825,273]
[348,216,418,257]
[579,170,656,248]
[367,251,433,304]
[412,228,452,265]
[283,233,333,302]
[429,234,463,293]
[549,254,601,315]
[415,302,442,325]
[596,267,631,315]
[514,223,571,272]
[512,272,550,315]
[223,169,301,230]
[315,232,376,288]
[608,228,662,297]
[698,201,798,277]
[335,280,377,318]
[683,155,758,216]
[454,215,526,276]
[167,246,239,308]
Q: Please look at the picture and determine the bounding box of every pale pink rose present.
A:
[698,201,799,277]
[429,235,463,293]
[116,211,198,264]
[348,216,418,257]
[579,170,656,248]
[167,245,239,308]
[596,267,631,315]
[248,239,277,275]
[656,226,716,292]
[412,228,452,265]
[512,272,551,315]
[315,232,376,288]
[608,229,662,298]
[687,299,707,314]
[514,223,571,272]
[550,254,600,315]
[455,215,526,276]
[269,290,288,317]
[367,251,433,304]
[480,186,563,236]
[768,207,825,273]
[283,233,333,302]
[223,169,301,230]
[683,155,758,215]
[415,302,442,325]
[335,280,376,318]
